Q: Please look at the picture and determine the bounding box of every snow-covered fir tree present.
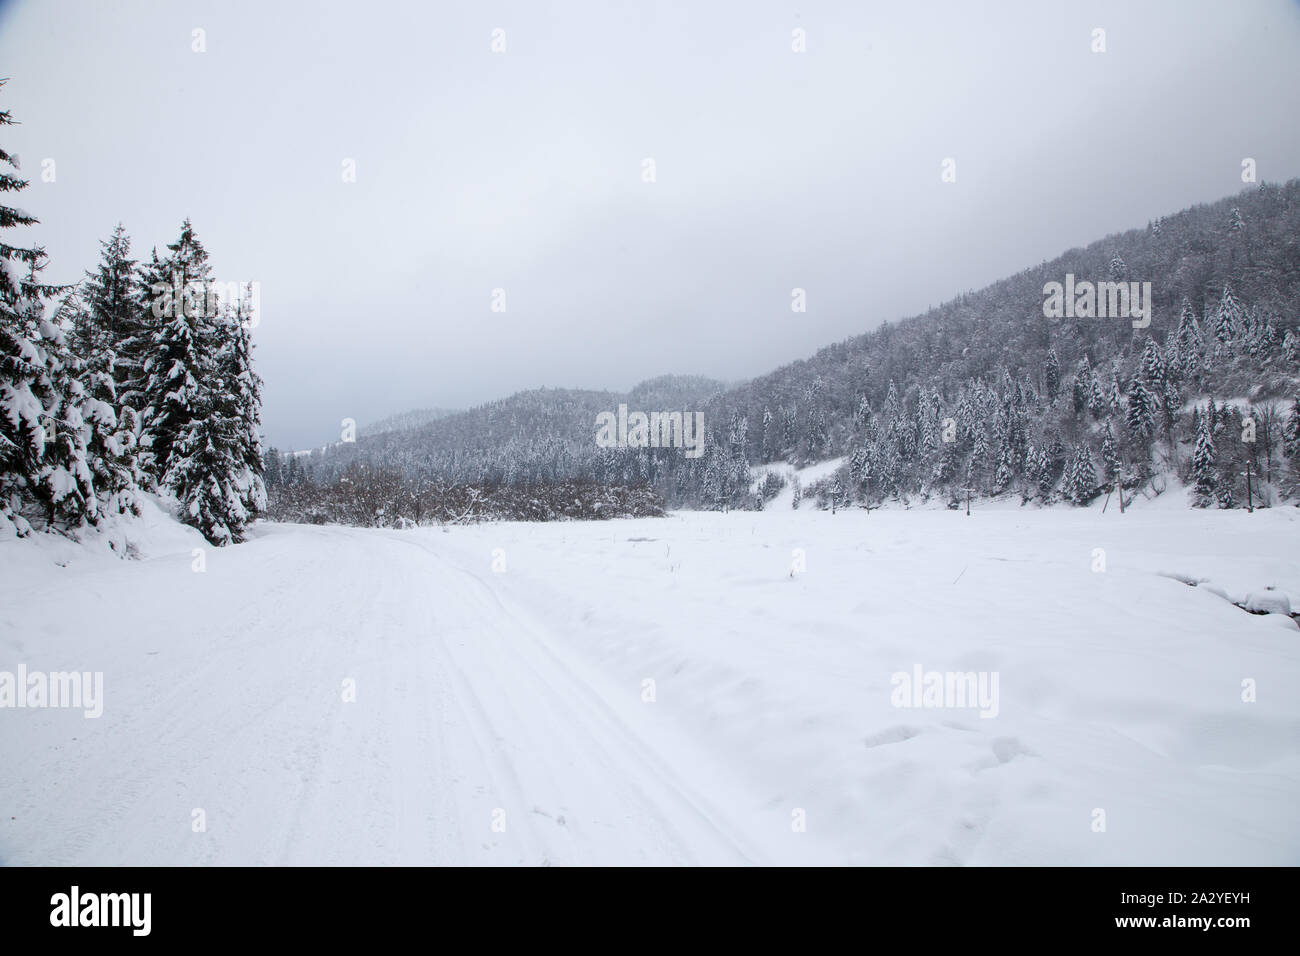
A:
[0,89,105,533]
[1044,348,1061,402]
[67,226,145,516]
[137,220,216,478]
[1063,442,1099,504]
[1101,424,1121,488]
[1212,284,1243,364]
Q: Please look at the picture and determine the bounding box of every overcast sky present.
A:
[2,0,1299,449]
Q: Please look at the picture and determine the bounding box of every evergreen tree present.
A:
[1071,356,1092,415]
[138,219,215,479]
[760,407,775,461]
[1212,284,1242,362]
[1108,367,1123,418]
[1125,377,1157,449]
[77,224,142,387]
[1191,405,1217,505]
[1173,298,1203,377]
[1281,329,1299,367]
[1044,348,1061,402]
[1107,253,1128,281]
[1036,443,1056,501]
[804,377,827,457]
[1284,396,1300,463]
[222,287,266,524]
[966,426,989,492]
[780,405,796,456]
[955,393,976,444]
[1138,337,1165,392]
[853,394,871,431]
[1063,443,1099,504]
[70,227,145,515]
[0,88,99,532]
[1101,424,1121,487]
[1087,374,1108,419]
[933,440,957,487]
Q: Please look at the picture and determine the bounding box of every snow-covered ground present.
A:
[2,500,1298,865]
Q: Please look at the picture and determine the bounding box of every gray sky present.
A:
[3,0,1299,449]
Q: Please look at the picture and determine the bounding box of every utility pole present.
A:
[1243,458,1254,513]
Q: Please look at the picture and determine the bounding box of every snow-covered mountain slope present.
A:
[2,505,1297,865]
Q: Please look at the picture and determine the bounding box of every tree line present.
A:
[285,180,1300,516]
[1,84,265,545]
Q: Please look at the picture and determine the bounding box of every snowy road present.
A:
[2,503,1299,866]
[0,524,770,865]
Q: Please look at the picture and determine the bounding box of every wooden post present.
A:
[1244,458,1254,513]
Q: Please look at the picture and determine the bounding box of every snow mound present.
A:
[1241,590,1292,616]
[0,493,210,586]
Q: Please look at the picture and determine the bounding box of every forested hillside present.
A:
[274,181,1300,521]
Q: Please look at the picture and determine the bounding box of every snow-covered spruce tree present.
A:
[1087,375,1108,420]
[1044,348,1061,402]
[1191,404,1217,506]
[169,286,266,541]
[137,219,214,480]
[1107,366,1123,418]
[1209,401,1247,508]
[138,223,264,544]
[1283,329,1300,367]
[780,405,796,455]
[700,443,722,509]
[1101,424,1121,488]
[1107,252,1128,281]
[1031,444,1052,502]
[1071,356,1092,415]
[966,425,989,493]
[932,438,957,488]
[0,91,102,534]
[0,264,100,532]
[1211,284,1242,364]
[229,288,267,514]
[164,405,246,544]
[1285,396,1300,465]
[67,226,145,515]
[1124,376,1156,472]
[760,407,775,461]
[1138,337,1165,393]
[917,399,937,455]
[77,224,142,384]
[1063,442,1099,505]
[0,108,50,531]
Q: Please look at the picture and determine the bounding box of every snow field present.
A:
[1,502,1297,865]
